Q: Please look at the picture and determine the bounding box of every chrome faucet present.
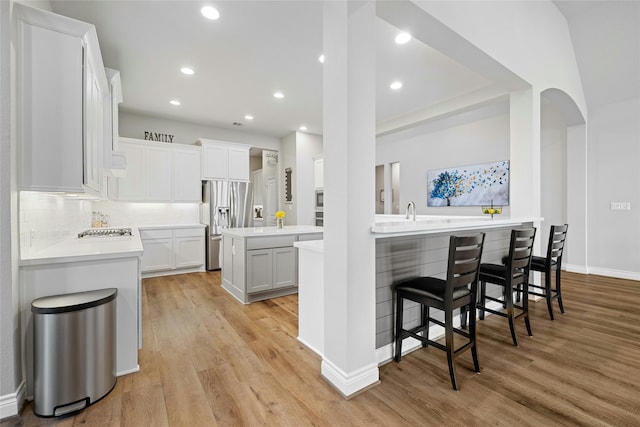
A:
[405,201,416,222]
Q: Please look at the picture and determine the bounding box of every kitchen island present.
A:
[221,225,323,304]
[20,227,144,397]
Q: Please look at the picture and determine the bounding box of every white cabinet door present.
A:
[272,247,296,289]
[18,21,84,192]
[174,236,204,268]
[174,228,204,269]
[141,238,173,272]
[174,149,201,202]
[202,144,228,180]
[247,249,273,293]
[228,147,250,181]
[146,147,171,201]
[116,143,145,200]
[83,57,104,193]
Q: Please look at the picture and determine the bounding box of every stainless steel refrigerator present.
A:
[203,180,253,270]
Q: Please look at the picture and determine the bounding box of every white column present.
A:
[510,89,542,254]
[321,1,379,397]
[565,124,588,272]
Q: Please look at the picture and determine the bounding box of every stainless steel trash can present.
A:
[31,288,117,417]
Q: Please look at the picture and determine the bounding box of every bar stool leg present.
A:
[544,270,555,320]
[394,293,404,362]
[556,268,565,314]
[444,309,459,390]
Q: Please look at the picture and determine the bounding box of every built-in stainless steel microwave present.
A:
[315,189,324,211]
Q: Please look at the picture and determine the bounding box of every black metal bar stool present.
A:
[477,228,536,346]
[393,233,485,390]
[528,224,569,320]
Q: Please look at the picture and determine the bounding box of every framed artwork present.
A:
[427,160,509,207]
[284,167,292,203]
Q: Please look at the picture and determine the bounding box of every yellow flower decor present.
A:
[275,211,286,219]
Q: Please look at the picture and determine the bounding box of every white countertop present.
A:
[20,227,144,267]
[137,223,205,230]
[222,225,323,238]
[371,215,541,238]
[293,239,324,253]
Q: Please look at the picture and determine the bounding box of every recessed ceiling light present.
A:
[180,67,194,75]
[244,115,254,120]
[395,32,411,44]
[318,54,325,63]
[299,125,307,131]
[170,99,181,106]
[201,6,220,20]
[273,92,284,99]
[390,81,403,90]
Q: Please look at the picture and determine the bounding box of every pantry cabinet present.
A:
[112,138,201,202]
[16,3,108,194]
[197,139,251,181]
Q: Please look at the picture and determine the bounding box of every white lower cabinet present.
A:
[140,229,173,272]
[140,227,204,277]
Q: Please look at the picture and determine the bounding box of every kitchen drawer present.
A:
[140,229,172,240]
[297,233,323,242]
[174,227,203,238]
[246,236,296,250]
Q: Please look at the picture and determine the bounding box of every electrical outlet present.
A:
[611,202,631,211]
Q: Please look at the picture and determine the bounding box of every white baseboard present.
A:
[297,336,323,358]
[320,358,379,398]
[565,264,588,274]
[565,264,639,281]
[587,267,640,281]
[117,364,140,377]
[0,380,25,420]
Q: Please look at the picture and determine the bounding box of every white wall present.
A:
[280,132,297,224]
[119,110,280,150]
[91,201,200,228]
[1,0,16,403]
[295,132,322,226]
[587,97,640,277]
[277,131,322,226]
[540,102,568,247]
[377,107,510,216]
[411,1,587,117]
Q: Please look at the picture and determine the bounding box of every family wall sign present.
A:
[143,131,175,143]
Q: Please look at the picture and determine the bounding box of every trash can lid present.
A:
[31,288,118,314]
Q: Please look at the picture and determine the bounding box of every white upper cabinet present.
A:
[197,139,251,181]
[16,4,108,194]
[104,68,126,177]
[173,149,202,202]
[112,138,201,202]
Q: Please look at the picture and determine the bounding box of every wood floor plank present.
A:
[5,270,640,426]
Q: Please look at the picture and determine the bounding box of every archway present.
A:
[540,88,587,272]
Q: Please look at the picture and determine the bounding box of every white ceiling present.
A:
[50,1,639,139]
[553,0,640,109]
[50,0,492,138]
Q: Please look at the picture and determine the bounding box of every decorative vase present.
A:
[277,218,283,229]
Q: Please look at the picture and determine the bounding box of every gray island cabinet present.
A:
[221,226,323,304]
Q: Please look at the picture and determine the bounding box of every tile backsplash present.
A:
[19,192,93,257]
[19,191,201,258]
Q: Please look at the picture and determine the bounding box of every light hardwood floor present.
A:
[3,271,640,426]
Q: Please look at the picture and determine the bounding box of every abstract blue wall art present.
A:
[427,161,510,206]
